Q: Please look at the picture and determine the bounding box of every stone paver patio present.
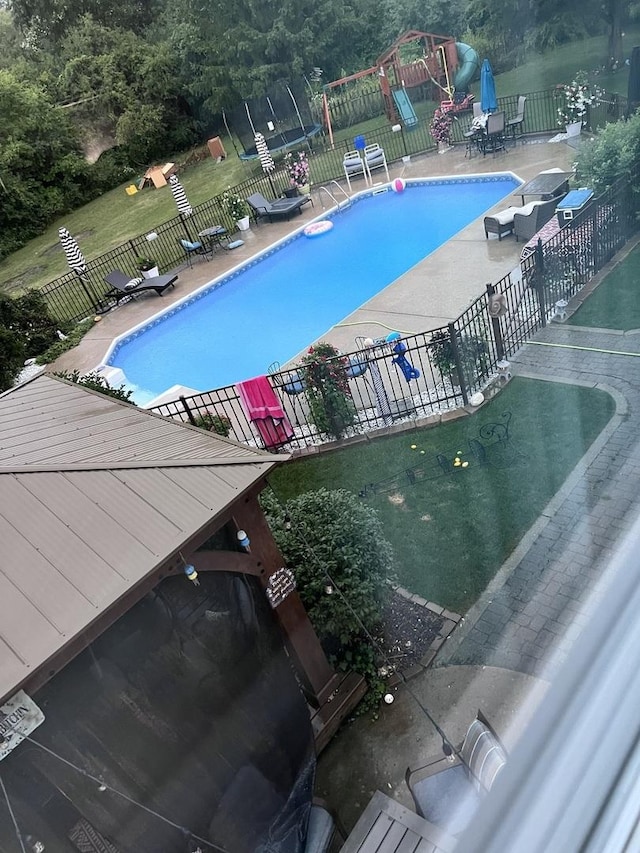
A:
[437,239,640,681]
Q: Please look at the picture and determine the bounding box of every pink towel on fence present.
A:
[236,376,294,449]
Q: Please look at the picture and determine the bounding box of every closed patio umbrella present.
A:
[169,174,192,217]
[58,227,100,312]
[255,132,277,196]
[627,46,640,116]
[480,59,498,113]
[169,174,195,241]
[59,226,87,277]
[368,358,393,426]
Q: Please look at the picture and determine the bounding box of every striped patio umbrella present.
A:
[169,174,193,217]
[169,174,195,241]
[59,227,87,277]
[255,132,277,196]
[58,227,100,312]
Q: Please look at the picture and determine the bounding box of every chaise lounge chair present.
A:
[103,269,178,305]
[247,192,311,223]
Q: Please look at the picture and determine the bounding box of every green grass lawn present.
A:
[2,26,639,295]
[0,146,262,294]
[568,242,640,330]
[268,377,615,613]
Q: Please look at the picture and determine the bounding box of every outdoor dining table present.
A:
[340,790,457,853]
[516,171,573,205]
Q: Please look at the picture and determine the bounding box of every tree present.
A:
[57,17,197,163]
[8,0,163,45]
[0,69,88,257]
[0,290,59,390]
[603,0,625,65]
[0,9,26,69]
[380,0,465,44]
[261,487,394,688]
[164,0,388,118]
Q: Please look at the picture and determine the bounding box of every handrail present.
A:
[318,181,351,210]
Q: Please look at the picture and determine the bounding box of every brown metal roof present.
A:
[0,375,284,702]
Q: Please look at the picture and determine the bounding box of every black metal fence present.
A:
[148,171,640,452]
[37,87,626,325]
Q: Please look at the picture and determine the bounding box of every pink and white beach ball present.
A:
[391,178,406,193]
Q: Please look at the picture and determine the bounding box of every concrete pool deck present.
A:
[51,137,575,382]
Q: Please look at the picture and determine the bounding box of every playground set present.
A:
[321,30,480,146]
[224,31,479,159]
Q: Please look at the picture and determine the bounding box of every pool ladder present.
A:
[318,181,351,211]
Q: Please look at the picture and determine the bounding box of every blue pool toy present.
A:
[387,332,420,381]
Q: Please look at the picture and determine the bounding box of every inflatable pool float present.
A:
[303,220,333,238]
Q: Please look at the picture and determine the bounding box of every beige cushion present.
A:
[490,206,521,225]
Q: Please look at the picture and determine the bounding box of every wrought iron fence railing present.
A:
[34,87,626,326]
[149,170,640,452]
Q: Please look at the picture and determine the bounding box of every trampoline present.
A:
[224,80,323,160]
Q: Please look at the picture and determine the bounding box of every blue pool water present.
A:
[107,175,519,400]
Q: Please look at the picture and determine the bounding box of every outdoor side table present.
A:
[198,225,227,253]
[517,171,573,205]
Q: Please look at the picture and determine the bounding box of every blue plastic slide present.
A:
[454,42,480,92]
[393,88,418,128]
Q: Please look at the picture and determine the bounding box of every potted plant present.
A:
[136,256,159,278]
[222,191,250,231]
[429,107,454,153]
[555,71,600,136]
[285,150,311,194]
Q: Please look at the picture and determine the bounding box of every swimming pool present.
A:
[105,175,520,402]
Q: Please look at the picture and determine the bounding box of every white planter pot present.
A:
[565,121,582,137]
[236,216,251,231]
[298,184,311,195]
[141,267,159,278]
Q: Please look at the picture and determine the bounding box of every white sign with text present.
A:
[0,690,45,760]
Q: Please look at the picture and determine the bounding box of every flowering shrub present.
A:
[555,72,600,127]
[285,150,310,188]
[429,107,453,145]
[300,342,355,438]
[221,190,248,220]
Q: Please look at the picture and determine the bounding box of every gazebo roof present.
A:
[0,375,284,702]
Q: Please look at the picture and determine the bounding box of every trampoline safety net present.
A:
[226,80,322,159]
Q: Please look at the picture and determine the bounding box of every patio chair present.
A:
[463,125,484,158]
[507,95,527,140]
[246,192,311,223]
[342,150,366,190]
[177,237,210,267]
[103,269,178,305]
[480,111,506,156]
[405,710,507,837]
[364,143,390,183]
[513,198,559,242]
